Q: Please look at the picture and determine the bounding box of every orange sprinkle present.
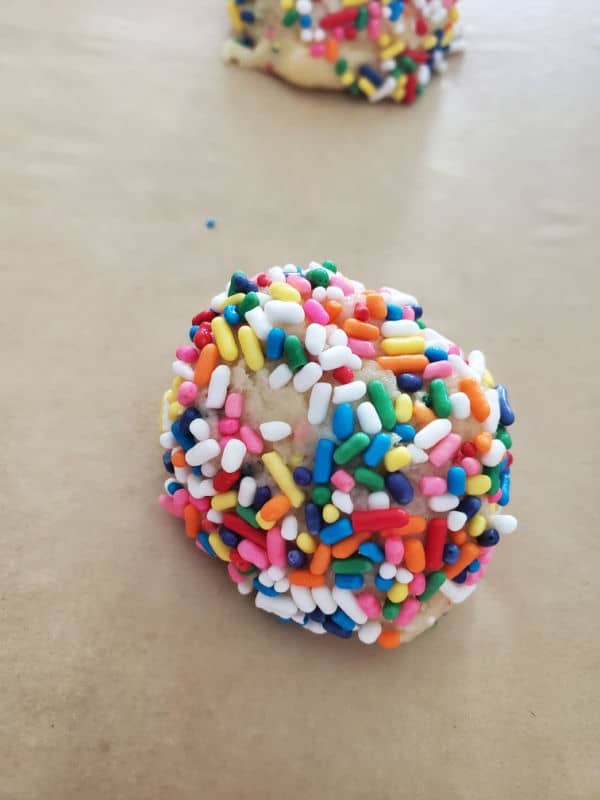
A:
[324,300,343,322]
[403,538,426,573]
[288,570,326,588]
[443,542,480,580]
[184,504,201,538]
[325,37,338,62]
[331,531,371,559]
[259,494,291,522]
[412,402,436,426]
[171,449,187,468]
[194,343,218,386]
[309,543,331,575]
[474,432,493,453]
[365,293,387,320]
[380,515,426,537]
[342,318,380,341]
[377,629,401,649]
[458,378,491,422]
[449,529,468,546]
[376,355,429,374]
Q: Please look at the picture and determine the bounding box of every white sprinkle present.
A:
[189,418,210,441]
[258,570,274,588]
[481,439,507,467]
[358,621,382,645]
[210,291,228,312]
[237,476,257,507]
[312,286,327,302]
[348,354,362,371]
[311,585,337,615]
[281,515,298,541]
[357,402,382,435]
[290,584,316,613]
[237,578,254,596]
[450,391,471,420]
[332,380,366,404]
[259,421,292,442]
[381,320,420,337]
[428,493,460,512]
[327,328,348,347]
[332,490,354,514]
[206,509,223,524]
[159,431,176,449]
[268,565,286,582]
[468,350,486,378]
[326,286,345,301]
[187,476,217,499]
[269,363,293,389]
[379,562,397,580]
[396,568,414,584]
[439,581,476,604]
[185,438,221,467]
[418,63,431,86]
[383,287,417,306]
[293,362,323,392]
[206,364,230,409]
[305,323,327,355]
[201,460,218,478]
[367,492,390,510]
[449,353,478,379]
[245,305,272,341]
[274,578,290,593]
[414,418,452,449]
[448,510,467,531]
[490,514,518,535]
[264,300,305,325]
[172,359,195,381]
[304,621,326,635]
[483,388,500,433]
[332,587,368,625]
[173,466,190,484]
[255,592,297,618]
[319,345,353,371]
[268,266,285,282]
[308,382,332,424]
[221,438,247,472]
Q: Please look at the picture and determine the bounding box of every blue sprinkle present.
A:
[287,549,305,568]
[363,433,391,467]
[424,347,448,362]
[299,14,312,28]
[305,502,322,534]
[278,616,292,623]
[375,574,394,592]
[331,608,356,631]
[191,465,202,475]
[179,407,201,437]
[320,518,353,545]
[205,218,216,229]
[309,608,326,623]
[189,325,199,342]
[166,481,183,495]
[496,384,515,426]
[358,64,384,87]
[171,420,195,451]
[498,473,511,506]
[393,423,415,442]
[252,486,272,511]
[266,327,286,359]
[293,466,312,486]
[456,495,482,519]
[323,618,352,639]
[447,466,467,496]
[396,373,423,392]
[443,543,460,564]
[335,574,364,590]
[358,542,384,563]
[231,272,258,294]
[478,528,500,547]
[223,305,239,326]
[253,577,279,597]
[412,305,423,319]
[386,304,403,320]
[333,403,354,441]
[162,451,174,474]
[386,471,414,505]
[313,439,335,483]
[467,559,481,573]
[453,569,468,584]
[220,527,240,547]
[197,532,216,557]
[240,10,255,22]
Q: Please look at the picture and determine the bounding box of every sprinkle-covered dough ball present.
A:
[224,0,463,104]
[159,262,516,648]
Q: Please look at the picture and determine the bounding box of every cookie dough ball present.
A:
[224,0,463,103]
[159,262,516,648]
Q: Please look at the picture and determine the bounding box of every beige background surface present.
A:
[2,1,599,798]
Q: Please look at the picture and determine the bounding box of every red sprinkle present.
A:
[405,49,430,64]
[230,550,251,572]
[192,310,215,325]
[461,442,477,458]
[352,508,409,532]
[333,366,354,384]
[404,73,417,104]
[213,469,241,493]
[256,273,271,288]
[415,17,428,35]
[344,26,357,40]
[193,328,213,349]
[425,518,447,570]
[222,512,267,548]
[320,8,358,29]
[354,303,369,322]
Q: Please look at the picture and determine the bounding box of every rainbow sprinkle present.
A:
[159,262,516,648]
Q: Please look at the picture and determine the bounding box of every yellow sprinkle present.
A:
[262,452,305,508]
[423,34,438,50]
[211,317,239,362]
[168,401,184,421]
[256,510,276,531]
[378,33,391,47]
[269,283,301,303]
[227,1,243,33]
[171,376,183,391]
[449,6,459,22]
[280,0,293,9]
[342,0,368,5]
[482,369,496,388]
[384,446,412,472]
[381,336,425,356]
[238,325,264,372]
[395,393,413,423]
[387,581,409,604]
[393,82,406,102]
[441,29,454,48]
[211,491,238,512]
[208,532,231,562]
[322,503,340,524]
[165,389,175,405]
[466,475,492,496]
[380,40,406,60]
[468,514,487,538]
[296,532,317,554]
[290,454,304,468]
[221,292,245,309]
[357,77,376,97]
[341,71,355,87]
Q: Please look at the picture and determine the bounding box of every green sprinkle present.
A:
[416,319,426,329]
[392,66,403,79]
[496,425,512,449]
[322,260,337,273]
[399,55,417,74]
[334,60,347,76]
[354,466,385,492]
[348,83,361,96]
[334,433,370,465]
[282,9,298,26]
[356,6,368,29]
[383,599,401,620]
[483,465,501,495]
[237,291,259,321]
[284,335,307,372]
[416,83,425,96]
[238,565,258,576]
[236,504,259,528]
[312,486,332,506]
[332,556,373,575]
[418,570,446,602]
[228,271,244,296]
[305,268,330,288]
[429,379,452,418]
[367,380,396,430]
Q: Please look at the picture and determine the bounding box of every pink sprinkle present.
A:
[428,433,462,467]
[240,425,263,454]
[401,306,415,321]
[367,18,380,38]
[175,345,198,364]
[195,538,208,555]
[227,562,245,584]
[357,592,381,620]
[172,488,189,510]
[188,495,210,511]
[333,25,344,40]
[263,26,274,39]
[487,489,503,503]
[385,536,404,565]
[423,361,453,380]
[310,43,326,58]
[266,526,286,568]
[478,547,494,565]
[465,570,483,586]
[331,469,356,493]
[159,494,184,518]
[286,273,312,297]
[293,420,313,443]
[347,337,376,358]
[329,274,354,296]
[177,381,198,406]
[395,596,420,626]
[304,298,330,325]
[219,418,240,435]
[238,539,269,570]
[408,572,426,595]
[448,344,460,355]
[419,476,447,496]
[225,392,244,418]
[461,457,481,476]
[368,1,382,17]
